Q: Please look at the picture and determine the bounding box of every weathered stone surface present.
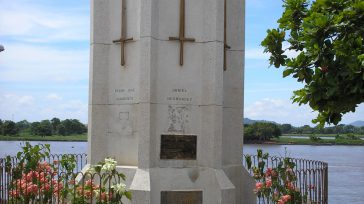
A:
[88,0,255,203]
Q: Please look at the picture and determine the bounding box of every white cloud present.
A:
[245,43,299,62]
[0,92,87,123]
[46,93,63,101]
[245,99,364,126]
[245,47,269,60]
[341,104,364,125]
[0,43,89,83]
[0,1,89,42]
[0,93,37,121]
[39,100,87,122]
[282,42,300,59]
[245,98,317,126]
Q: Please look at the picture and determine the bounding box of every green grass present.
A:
[270,137,364,145]
[0,134,87,141]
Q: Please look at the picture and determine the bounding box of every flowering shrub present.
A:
[5,142,131,204]
[245,149,306,204]
[74,157,132,204]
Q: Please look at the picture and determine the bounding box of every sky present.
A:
[0,0,362,127]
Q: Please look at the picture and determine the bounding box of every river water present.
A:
[0,141,363,203]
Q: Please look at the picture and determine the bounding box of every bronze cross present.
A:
[169,0,196,66]
[224,0,231,71]
[113,0,134,66]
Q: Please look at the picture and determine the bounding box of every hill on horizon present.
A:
[243,118,276,125]
[349,120,364,127]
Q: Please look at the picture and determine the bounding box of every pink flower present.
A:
[100,192,108,201]
[278,200,284,204]
[282,195,291,202]
[265,168,273,177]
[266,179,272,188]
[255,182,263,191]
[85,179,93,187]
[286,182,295,190]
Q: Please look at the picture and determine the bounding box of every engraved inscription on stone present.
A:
[168,105,190,132]
[160,135,197,160]
[166,88,193,103]
[115,88,135,101]
[161,191,202,204]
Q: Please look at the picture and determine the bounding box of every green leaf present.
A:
[125,191,132,200]
[262,0,364,126]
[245,155,252,170]
[283,69,294,77]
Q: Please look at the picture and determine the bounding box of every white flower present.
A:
[101,158,117,172]
[93,189,101,197]
[104,158,117,165]
[112,183,127,194]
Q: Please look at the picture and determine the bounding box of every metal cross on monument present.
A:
[113,0,134,66]
[169,0,196,66]
[224,0,231,71]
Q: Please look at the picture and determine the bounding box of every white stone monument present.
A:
[88,0,255,203]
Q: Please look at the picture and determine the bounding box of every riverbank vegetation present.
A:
[244,122,364,145]
[0,118,87,141]
[271,136,364,146]
[0,134,87,141]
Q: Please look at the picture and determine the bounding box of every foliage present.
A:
[245,149,306,204]
[261,0,364,126]
[6,142,54,203]
[0,134,87,141]
[31,120,53,136]
[2,120,19,136]
[51,117,61,134]
[5,142,131,204]
[58,119,87,136]
[244,122,282,142]
[278,123,364,135]
[0,118,87,137]
[16,120,31,132]
[83,158,132,203]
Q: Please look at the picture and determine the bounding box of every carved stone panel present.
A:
[161,190,202,204]
[167,105,190,133]
[160,135,197,160]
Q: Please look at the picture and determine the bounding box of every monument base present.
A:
[115,165,256,204]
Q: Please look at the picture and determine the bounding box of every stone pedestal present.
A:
[88,0,255,203]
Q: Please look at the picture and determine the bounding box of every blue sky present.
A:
[0,0,362,126]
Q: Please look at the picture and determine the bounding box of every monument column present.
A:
[89,0,255,203]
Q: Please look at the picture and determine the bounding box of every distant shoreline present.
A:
[245,141,364,146]
[2,134,364,146]
[0,134,87,142]
[245,135,364,146]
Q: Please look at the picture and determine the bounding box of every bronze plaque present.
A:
[161,191,202,204]
[160,135,197,160]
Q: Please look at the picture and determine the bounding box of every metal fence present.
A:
[1,153,328,203]
[243,154,328,204]
[0,154,131,204]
